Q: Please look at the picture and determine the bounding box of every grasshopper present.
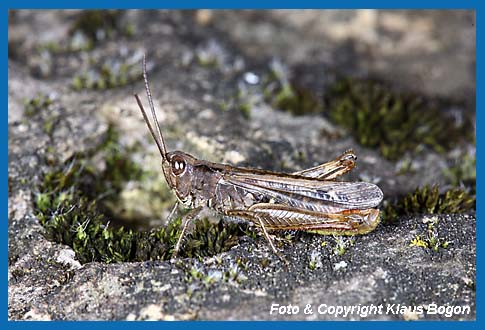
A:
[134,56,383,259]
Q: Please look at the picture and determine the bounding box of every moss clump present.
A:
[37,11,135,55]
[264,69,473,161]
[71,60,142,90]
[220,85,257,120]
[383,185,475,222]
[239,102,252,120]
[36,179,243,263]
[443,152,476,193]
[24,94,54,117]
[183,218,244,258]
[183,261,248,288]
[23,94,59,137]
[409,216,451,252]
[410,234,450,252]
[270,84,322,116]
[69,10,123,44]
[196,54,218,68]
[325,78,474,161]
[36,184,172,263]
[34,126,245,263]
[262,66,322,116]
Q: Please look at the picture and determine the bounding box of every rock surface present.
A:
[8,10,475,320]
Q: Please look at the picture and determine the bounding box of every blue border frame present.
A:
[4,1,480,328]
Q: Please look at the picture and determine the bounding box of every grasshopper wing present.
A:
[223,170,383,213]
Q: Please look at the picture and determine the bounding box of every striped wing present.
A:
[222,170,383,213]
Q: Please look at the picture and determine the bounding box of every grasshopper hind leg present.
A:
[254,215,278,254]
[292,150,357,180]
[228,210,289,264]
[255,215,289,265]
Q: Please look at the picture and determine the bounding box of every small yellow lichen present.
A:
[410,235,429,249]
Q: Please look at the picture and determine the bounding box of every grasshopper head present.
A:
[134,56,200,207]
[163,151,197,205]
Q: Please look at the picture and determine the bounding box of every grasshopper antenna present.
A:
[134,94,165,159]
[134,54,168,160]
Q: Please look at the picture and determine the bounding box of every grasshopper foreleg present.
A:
[172,206,203,258]
[166,202,180,224]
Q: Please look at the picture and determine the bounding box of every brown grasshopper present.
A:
[134,56,383,259]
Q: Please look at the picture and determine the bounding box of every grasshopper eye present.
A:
[171,156,186,175]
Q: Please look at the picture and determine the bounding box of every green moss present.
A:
[23,94,59,137]
[265,71,473,161]
[218,101,229,112]
[37,34,93,54]
[124,23,136,37]
[36,11,133,55]
[34,126,246,264]
[443,153,476,192]
[383,185,475,222]
[409,216,451,252]
[183,218,245,258]
[239,103,252,120]
[69,10,123,44]
[24,94,53,117]
[262,67,322,116]
[43,117,56,136]
[395,157,415,175]
[331,236,354,256]
[36,41,62,53]
[184,261,247,287]
[270,84,322,115]
[36,184,182,263]
[71,61,142,90]
[325,78,474,161]
[221,86,257,120]
[197,56,218,68]
[308,251,321,270]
